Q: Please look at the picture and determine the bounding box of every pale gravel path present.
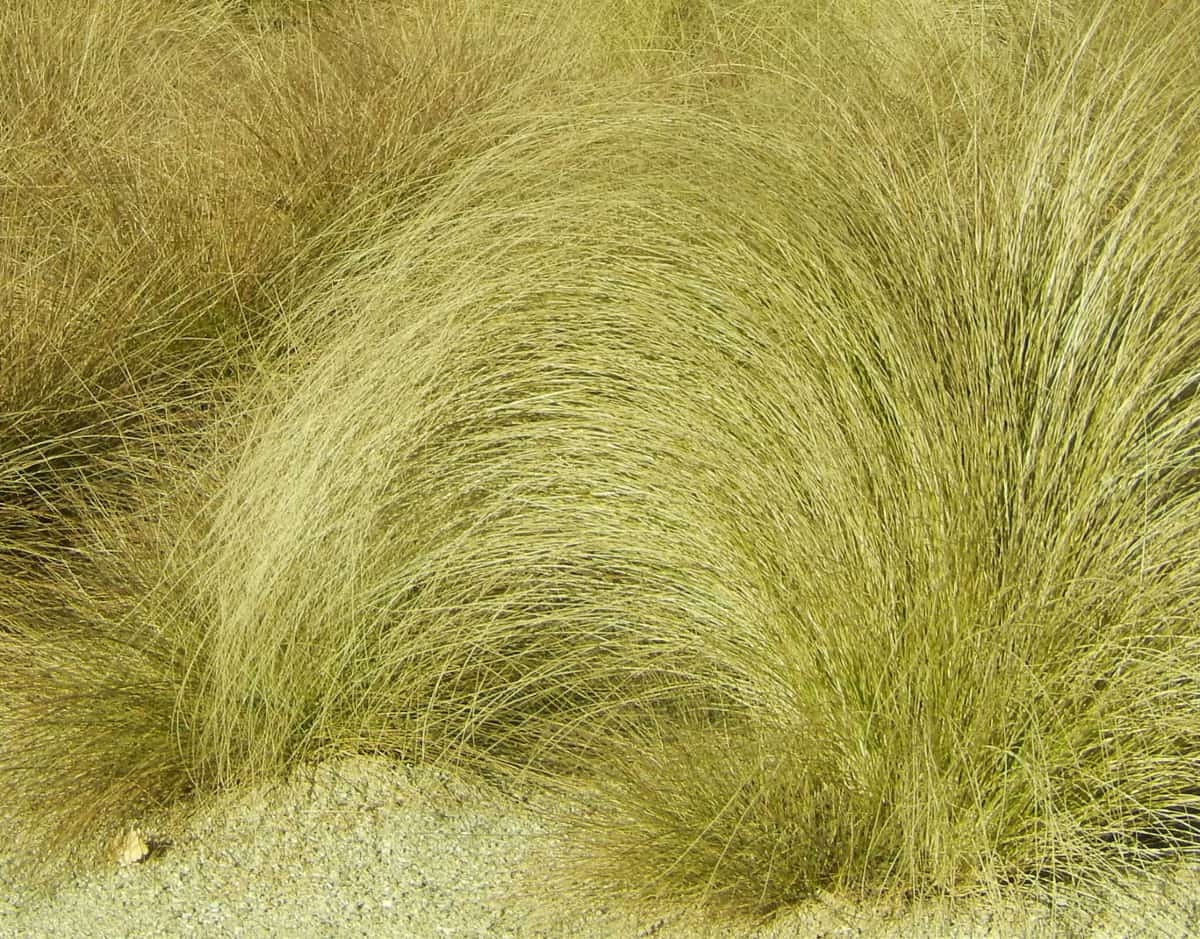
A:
[1,757,1196,938]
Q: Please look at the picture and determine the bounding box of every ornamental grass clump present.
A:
[161,0,1200,914]
[0,0,625,870]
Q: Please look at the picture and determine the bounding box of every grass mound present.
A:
[2,0,1198,921]
[0,0,618,870]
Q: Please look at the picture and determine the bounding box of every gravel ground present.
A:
[1,757,1196,938]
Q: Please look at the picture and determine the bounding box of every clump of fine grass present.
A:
[3,0,1199,923]
[0,0,634,870]
[150,0,1199,916]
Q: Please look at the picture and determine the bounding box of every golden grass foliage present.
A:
[2,0,1198,918]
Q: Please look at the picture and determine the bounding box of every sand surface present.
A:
[1,757,1195,938]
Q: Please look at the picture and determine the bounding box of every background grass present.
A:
[1,0,1197,922]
